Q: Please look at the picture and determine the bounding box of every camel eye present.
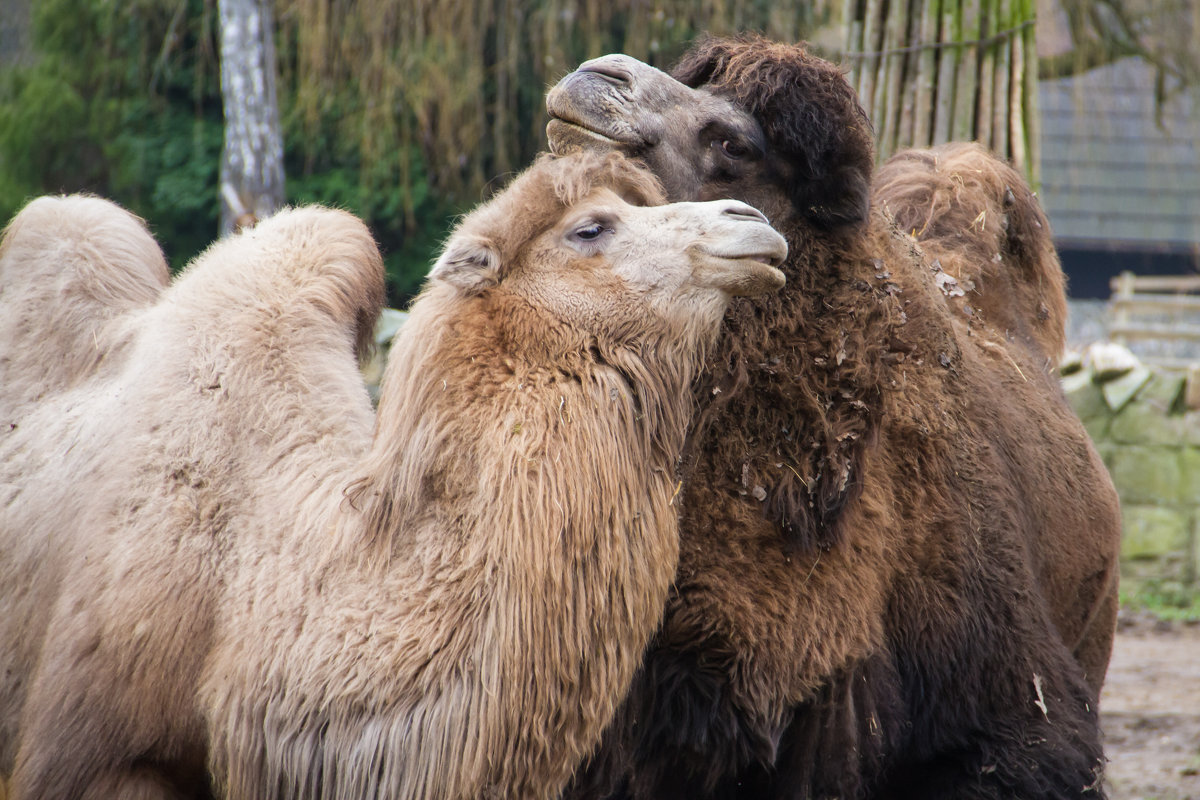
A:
[718,139,749,159]
[571,222,612,243]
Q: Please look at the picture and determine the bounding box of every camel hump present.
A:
[174,205,386,361]
[0,194,170,410]
[874,142,1067,362]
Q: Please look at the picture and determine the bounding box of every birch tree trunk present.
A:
[218,0,285,235]
[843,0,1040,182]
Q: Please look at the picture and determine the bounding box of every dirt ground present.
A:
[1103,613,1200,800]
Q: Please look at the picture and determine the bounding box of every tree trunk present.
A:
[218,0,285,236]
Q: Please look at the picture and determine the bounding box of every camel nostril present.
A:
[721,203,770,225]
[578,61,634,87]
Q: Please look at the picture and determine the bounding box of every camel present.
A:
[0,151,786,799]
[547,36,1121,799]
[873,141,1068,366]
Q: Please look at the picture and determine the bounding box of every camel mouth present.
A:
[752,253,786,269]
[692,252,787,297]
[546,118,637,155]
[702,249,787,270]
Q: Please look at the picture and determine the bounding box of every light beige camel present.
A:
[0,151,785,800]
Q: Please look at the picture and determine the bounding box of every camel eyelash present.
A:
[565,213,617,248]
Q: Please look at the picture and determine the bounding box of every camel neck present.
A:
[325,291,694,797]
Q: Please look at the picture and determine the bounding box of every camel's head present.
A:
[546,35,874,232]
[430,151,786,345]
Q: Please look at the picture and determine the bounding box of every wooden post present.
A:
[952,0,981,141]
[873,0,907,158]
[990,0,1012,155]
[1111,271,1137,347]
[912,0,940,148]
[1021,0,1041,184]
[858,0,885,116]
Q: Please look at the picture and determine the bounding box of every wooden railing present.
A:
[1109,271,1200,368]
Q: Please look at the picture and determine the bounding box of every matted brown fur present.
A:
[0,152,784,799]
[549,35,1121,800]
[874,141,1068,364]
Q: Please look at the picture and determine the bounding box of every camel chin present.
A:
[546,119,626,155]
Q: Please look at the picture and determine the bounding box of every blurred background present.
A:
[1,2,1199,795]
[2,0,1200,620]
[2,0,1199,595]
[0,0,1194,303]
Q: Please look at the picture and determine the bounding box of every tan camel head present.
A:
[545,36,874,230]
[431,152,786,337]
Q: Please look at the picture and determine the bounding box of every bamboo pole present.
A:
[844,0,863,90]
[874,0,907,159]
[858,0,884,113]
[932,0,958,144]
[898,0,921,149]
[912,0,940,147]
[991,0,1012,156]
[1022,0,1041,184]
[975,0,996,148]
[1010,20,1026,172]
[952,0,981,140]
[870,0,891,157]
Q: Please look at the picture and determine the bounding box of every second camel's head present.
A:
[545,35,874,233]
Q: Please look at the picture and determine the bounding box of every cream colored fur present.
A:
[0,152,784,799]
[0,195,169,414]
[0,196,385,800]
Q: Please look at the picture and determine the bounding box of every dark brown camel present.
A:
[547,35,1121,800]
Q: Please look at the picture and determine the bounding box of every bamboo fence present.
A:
[273,0,1041,230]
[274,0,841,228]
[841,0,1039,182]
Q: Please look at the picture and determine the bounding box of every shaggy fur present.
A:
[0,196,387,800]
[548,36,1122,799]
[0,196,170,415]
[873,141,1068,365]
[0,152,785,799]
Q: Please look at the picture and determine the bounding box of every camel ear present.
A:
[430,234,502,294]
[767,99,874,230]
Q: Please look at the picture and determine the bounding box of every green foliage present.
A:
[0,0,840,304]
[0,67,94,202]
[1121,578,1200,622]
[0,0,223,270]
